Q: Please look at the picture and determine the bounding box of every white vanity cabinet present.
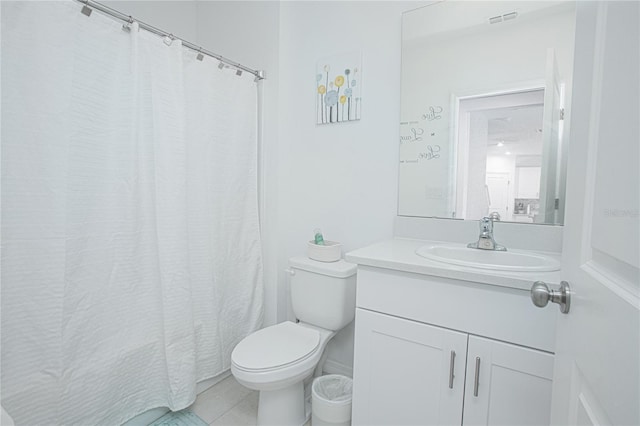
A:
[351,266,556,426]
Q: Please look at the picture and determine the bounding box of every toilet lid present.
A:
[232,322,320,371]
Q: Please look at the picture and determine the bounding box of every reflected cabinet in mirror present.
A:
[399,1,576,225]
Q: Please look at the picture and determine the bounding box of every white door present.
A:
[486,173,510,220]
[538,48,563,224]
[351,309,467,426]
[549,2,639,425]
[462,336,554,426]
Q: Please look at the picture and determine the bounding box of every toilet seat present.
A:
[232,321,320,373]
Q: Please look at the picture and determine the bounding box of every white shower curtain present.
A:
[1,2,264,425]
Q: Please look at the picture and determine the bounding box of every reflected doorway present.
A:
[454,88,558,223]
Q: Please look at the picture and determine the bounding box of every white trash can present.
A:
[311,374,353,426]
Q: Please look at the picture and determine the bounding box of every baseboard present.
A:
[322,359,353,378]
[196,370,231,394]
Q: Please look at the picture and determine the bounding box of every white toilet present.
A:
[231,256,357,426]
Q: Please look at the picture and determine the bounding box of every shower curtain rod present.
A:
[77,0,266,81]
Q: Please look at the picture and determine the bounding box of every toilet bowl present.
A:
[232,322,335,425]
[231,256,357,426]
[232,322,334,391]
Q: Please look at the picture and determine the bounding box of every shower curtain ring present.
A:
[163,33,175,46]
[196,48,204,62]
[81,3,92,16]
[122,16,134,32]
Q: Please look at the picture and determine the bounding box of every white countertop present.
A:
[345,238,563,291]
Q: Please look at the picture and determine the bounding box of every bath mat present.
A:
[148,410,208,426]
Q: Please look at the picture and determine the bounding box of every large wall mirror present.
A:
[399,1,576,225]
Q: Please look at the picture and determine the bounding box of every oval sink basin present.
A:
[415,244,561,272]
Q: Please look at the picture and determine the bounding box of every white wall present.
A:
[487,155,517,175]
[276,1,418,372]
[102,1,199,41]
[194,2,279,72]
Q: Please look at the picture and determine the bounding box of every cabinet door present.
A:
[516,167,541,199]
[352,308,467,426]
[462,336,554,426]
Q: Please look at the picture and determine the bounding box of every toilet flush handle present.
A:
[284,268,296,276]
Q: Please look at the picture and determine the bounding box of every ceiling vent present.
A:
[489,11,518,24]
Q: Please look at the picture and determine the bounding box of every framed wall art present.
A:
[316,52,362,124]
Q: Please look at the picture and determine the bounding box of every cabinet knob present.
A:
[530,281,571,314]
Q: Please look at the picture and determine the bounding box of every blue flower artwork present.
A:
[316,52,362,124]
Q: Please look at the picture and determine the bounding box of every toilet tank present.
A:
[289,256,357,331]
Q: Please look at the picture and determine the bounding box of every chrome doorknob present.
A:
[530,281,571,314]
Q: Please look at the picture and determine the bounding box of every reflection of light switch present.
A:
[425,186,444,199]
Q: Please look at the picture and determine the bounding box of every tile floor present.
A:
[187,375,311,426]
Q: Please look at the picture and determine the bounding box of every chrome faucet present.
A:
[467,216,507,251]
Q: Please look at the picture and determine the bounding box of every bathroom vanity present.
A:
[346,238,561,426]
